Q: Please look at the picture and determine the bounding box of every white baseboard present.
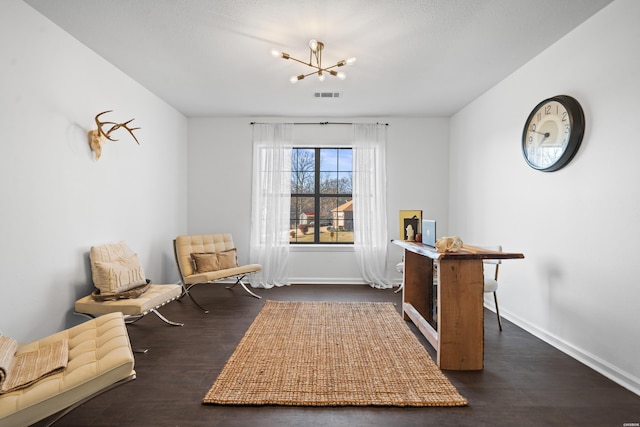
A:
[490,303,640,397]
[192,277,372,286]
[287,277,369,285]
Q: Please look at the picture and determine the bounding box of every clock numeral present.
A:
[564,124,570,134]
[561,112,568,121]
[545,105,551,115]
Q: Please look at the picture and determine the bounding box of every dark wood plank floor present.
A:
[45,284,639,427]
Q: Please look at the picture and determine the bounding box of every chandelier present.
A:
[272,39,356,83]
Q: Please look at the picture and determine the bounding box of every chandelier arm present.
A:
[320,63,342,72]
[287,56,321,69]
[302,70,322,78]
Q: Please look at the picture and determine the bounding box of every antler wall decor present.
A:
[88,110,141,160]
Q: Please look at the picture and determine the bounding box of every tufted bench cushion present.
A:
[0,312,135,427]
[75,284,182,317]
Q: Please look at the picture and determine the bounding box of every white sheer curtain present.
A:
[352,123,393,289]
[249,123,293,288]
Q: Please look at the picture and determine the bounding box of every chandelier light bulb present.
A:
[346,57,356,65]
[318,73,325,82]
[309,39,318,51]
[337,72,346,80]
[271,49,280,57]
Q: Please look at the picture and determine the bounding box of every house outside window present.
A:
[290,147,353,244]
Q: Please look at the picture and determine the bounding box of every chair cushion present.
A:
[75,284,182,316]
[484,277,498,293]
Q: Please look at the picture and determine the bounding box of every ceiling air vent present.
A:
[314,92,342,98]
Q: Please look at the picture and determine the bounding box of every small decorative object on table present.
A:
[436,236,464,253]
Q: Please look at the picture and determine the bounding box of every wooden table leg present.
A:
[437,258,484,370]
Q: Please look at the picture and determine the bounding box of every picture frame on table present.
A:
[399,210,422,241]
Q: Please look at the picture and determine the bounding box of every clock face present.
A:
[522,95,585,172]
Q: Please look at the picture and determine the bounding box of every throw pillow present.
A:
[191,252,219,273]
[191,249,238,273]
[217,249,238,270]
[93,253,147,294]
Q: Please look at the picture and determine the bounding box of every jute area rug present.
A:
[202,301,467,407]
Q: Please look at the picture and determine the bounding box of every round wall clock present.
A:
[522,95,585,172]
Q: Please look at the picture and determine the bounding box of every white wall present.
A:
[187,117,450,284]
[449,0,640,394]
[0,1,188,342]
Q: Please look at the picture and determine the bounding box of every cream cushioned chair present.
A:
[0,312,135,427]
[75,242,183,353]
[478,244,504,331]
[174,233,262,313]
[394,260,404,293]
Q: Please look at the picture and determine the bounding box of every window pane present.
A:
[291,148,315,194]
[319,148,338,172]
[338,149,352,172]
[323,218,354,243]
[319,196,353,243]
[290,196,315,243]
[320,171,338,194]
[337,171,352,193]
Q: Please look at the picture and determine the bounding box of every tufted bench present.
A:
[173,233,262,313]
[0,312,135,427]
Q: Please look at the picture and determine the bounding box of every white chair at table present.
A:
[395,259,404,293]
[479,244,503,331]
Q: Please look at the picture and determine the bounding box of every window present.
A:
[290,148,353,244]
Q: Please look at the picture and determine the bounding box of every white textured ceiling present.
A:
[25,0,613,118]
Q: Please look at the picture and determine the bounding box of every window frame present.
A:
[290,147,353,245]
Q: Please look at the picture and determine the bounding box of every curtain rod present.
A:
[250,121,389,126]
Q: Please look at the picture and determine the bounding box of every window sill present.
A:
[290,244,354,253]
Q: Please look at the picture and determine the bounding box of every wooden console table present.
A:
[392,240,524,370]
